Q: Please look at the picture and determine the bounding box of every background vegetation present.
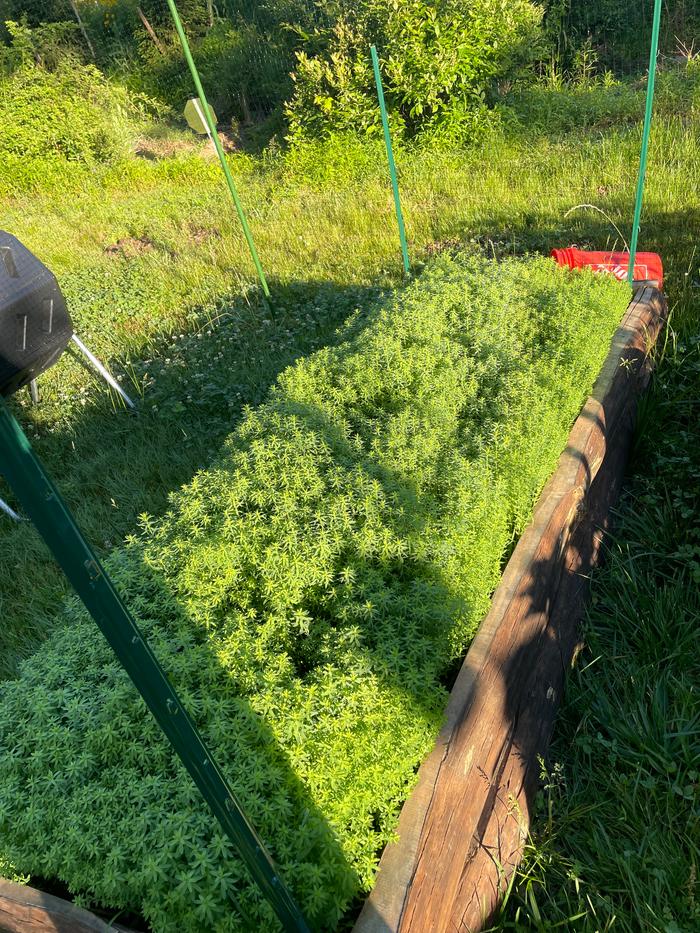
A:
[0,0,697,931]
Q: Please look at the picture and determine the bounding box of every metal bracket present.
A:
[69,334,136,411]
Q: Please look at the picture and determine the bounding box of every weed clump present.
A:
[0,60,158,193]
[0,255,630,931]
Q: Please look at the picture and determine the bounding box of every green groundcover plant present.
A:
[0,52,162,193]
[0,255,629,931]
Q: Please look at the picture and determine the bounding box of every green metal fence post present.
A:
[628,0,663,284]
[166,0,271,299]
[370,45,410,275]
[0,399,309,933]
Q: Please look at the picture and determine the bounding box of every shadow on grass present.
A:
[0,278,381,677]
[445,202,693,259]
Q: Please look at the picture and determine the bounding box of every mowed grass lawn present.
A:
[0,67,698,931]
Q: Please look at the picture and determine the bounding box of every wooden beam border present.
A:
[355,285,667,933]
[0,877,135,933]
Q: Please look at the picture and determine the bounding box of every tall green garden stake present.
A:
[628,0,663,284]
[0,399,310,933]
[371,45,410,275]
[166,0,270,299]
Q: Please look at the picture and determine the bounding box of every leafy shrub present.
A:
[0,255,630,931]
[656,58,700,120]
[131,19,291,123]
[0,59,161,193]
[0,61,136,161]
[286,0,543,143]
[0,17,83,72]
[100,0,310,129]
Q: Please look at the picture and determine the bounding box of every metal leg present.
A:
[0,496,22,521]
[29,380,40,405]
[70,334,136,410]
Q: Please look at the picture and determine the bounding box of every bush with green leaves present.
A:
[286,0,543,143]
[0,62,129,162]
[0,17,82,72]
[104,1,310,127]
[0,57,160,192]
[0,255,630,931]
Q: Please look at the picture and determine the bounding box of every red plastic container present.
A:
[551,247,663,287]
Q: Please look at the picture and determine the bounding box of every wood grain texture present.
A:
[0,878,135,932]
[355,286,667,933]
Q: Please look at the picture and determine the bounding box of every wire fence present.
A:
[543,0,699,78]
[30,0,696,130]
[193,0,700,121]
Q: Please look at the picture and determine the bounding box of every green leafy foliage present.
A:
[286,0,543,143]
[0,63,130,161]
[499,59,700,139]
[0,255,629,930]
[86,0,306,129]
[0,57,160,191]
[131,19,291,123]
[542,0,700,76]
[0,17,82,71]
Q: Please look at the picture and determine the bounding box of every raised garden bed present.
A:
[0,877,134,932]
[355,285,667,932]
[0,266,663,933]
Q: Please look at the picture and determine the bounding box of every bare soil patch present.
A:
[103,236,156,258]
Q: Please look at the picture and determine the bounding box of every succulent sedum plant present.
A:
[0,254,630,931]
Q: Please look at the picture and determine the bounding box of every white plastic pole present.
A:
[193,97,213,143]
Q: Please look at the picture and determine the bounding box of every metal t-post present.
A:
[0,495,21,521]
[166,0,271,300]
[628,0,662,283]
[0,400,310,933]
[371,45,410,276]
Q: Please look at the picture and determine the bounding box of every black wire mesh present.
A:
[543,0,699,78]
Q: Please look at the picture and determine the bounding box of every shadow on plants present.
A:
[0,548,363,931]
[0,248,647,929]
[0,258,539,928]
[0,395,470,930]
[0,277,380,677]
